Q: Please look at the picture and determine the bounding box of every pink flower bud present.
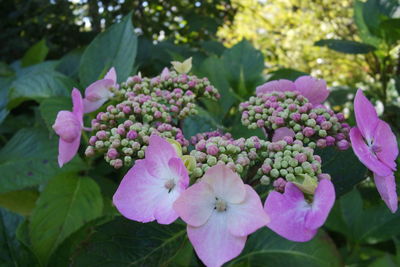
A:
[316,139,327,148]
[326,136,335,146]
[337,140,350,150]
[127,130,138,140]
[89,136,97,145]
[302,127,315,137]
[295,153,307,163]
[273,178,287,192]
[96,130,107,140]
[107,148,118,159]
[206,145,219,155]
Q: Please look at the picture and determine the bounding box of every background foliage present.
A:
[0,0,400,266]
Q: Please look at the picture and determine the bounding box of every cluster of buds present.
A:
[190,135,268,178]
[240,91,350,150]
[86,122,189,168]
[257,137,329,194]
[190,130,233,145]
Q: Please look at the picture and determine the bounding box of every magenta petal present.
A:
[104,67,117,84]
[264,182,317,242]
[187,213,246,267]
[256,79,296,95]
[373,120,398,171]
[304,179,335,230]
[350,127,392,176]
[202,164,246,204]
[374,173,398,213]
[354,89,379,140]
[174,181,215,227]
[294,76,329,105]
[58,134,81,167]
[272,127,295,142]
[113,160,165,223]
[227,185,269,237]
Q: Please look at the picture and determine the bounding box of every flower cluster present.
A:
[240,91,350,150]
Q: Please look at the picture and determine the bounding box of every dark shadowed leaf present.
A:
[79,13,138,87]
[39,96,72,132]
[56,48,85,79]
[265,68,308,82]
[226,229,342,267]
[30,175,103,265]
[21,39,49,67]
[0,190,39,216]
[72,217,187,267]
[315,39,376,54]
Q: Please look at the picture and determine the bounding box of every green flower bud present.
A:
[260,176,270,185]
[193,167,203,178]
[295,133,304,140]
[124,156,132,164]
[294,166,303,174]
[286,173,295,181]
[137,150,145,158]
[121,139,129,146]
[280,169,288,176]
[318,130,327,137]
[301,114,309,121]
[281,160,289,168]
[207,156,217,166]
[289,158,298,167]
[270,169,280,178]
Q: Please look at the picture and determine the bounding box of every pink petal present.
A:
[83,79,114,113]
[187,213,246,267]
[374,172,398,213]
[272,127,295,142]
[201,164,246,204]
[112,160,168,223]
[58,133,81,167]
[264,182,317,242]
[354,89,379,140]
[145,134,179,178]
[53,111,81,142]
[227,185,269,237]
[83,98,107,114]
[294,76,329,105]
[350,127,392,176]
[160,67,170,80]
[104,67,117,84]
[304,179,335,230]
[71,88,84,123]
[256,79,296,95]
[374,120,398,171]
[173,181,215,227]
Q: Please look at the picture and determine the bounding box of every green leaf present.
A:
[56,48,85,79]
[379,18,400,45]
[227,229,342,266]
[315,39,376,54]
[363,0,400,38]
[0,128,86,193]
[183,108,222,139]
[39,97,72,132]
[0,76,14,124]
[0,208,35,266]
[326,189,400,243]
[317,147,367,196]
[0,62,15,77]
[79,13,138,87]
[0,190,39,216]
[21,39,49,67]
[30,175,103,265]
[326,86,356,107]
[221,40,264,97]
[8,70,75,109]
[72,217,187,266]
[266,68,308,81]
[354,0,382,46]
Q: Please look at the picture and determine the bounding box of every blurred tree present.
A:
[0,0,236,63]
[217,0,369,86]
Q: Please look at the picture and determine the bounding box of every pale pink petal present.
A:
[227,185,269,237]
[112,160,166,223]
[264,182,317,242]
[374,173,398,213]
[187,213,246,267]
[304,179,335,229]
[374,120,398,171]
[256,79,296,95]
[354,89,379,140]
[153,186,181,224]
[272,127,295,142]
[173,181,215,227]
[83,98,107,114]
[167,157,189,190]
[201,164,246,204]
[350,127,392,176]
[160,67,170,80]
[53,111,81,142]
[83,79,114,113]
[58,133,81,167]
[294,76,329,105]
[71,88,84,123]
[145,134,179,178]
[104,67,117,84]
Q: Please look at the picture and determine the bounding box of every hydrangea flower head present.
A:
[174,164,269,267]
[264,178,335,242]
[83,67,117,113]
[113,134,189,224]
[349,89,398,212]
[52,88,83,167]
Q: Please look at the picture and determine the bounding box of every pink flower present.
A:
[256,76,329,105]
[272,127,295,142]
[83,67,117,113]
[113,134,189,224]
[264,179,335,242]
[174,164,269,267]
[349,89,398,212]
[52,88,84,167]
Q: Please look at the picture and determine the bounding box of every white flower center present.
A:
[214,198,227,212]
